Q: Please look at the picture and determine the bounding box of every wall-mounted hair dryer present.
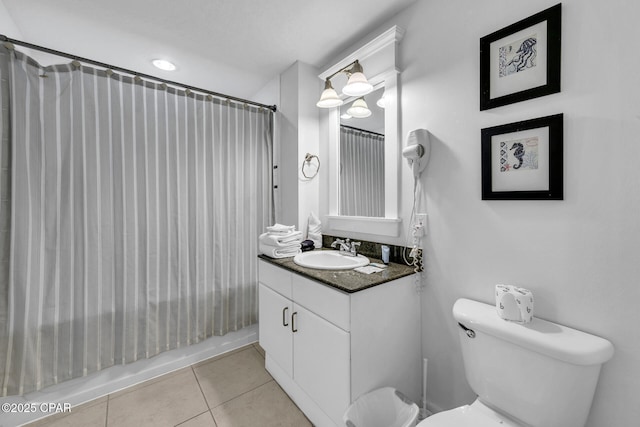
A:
[403,129,431,177]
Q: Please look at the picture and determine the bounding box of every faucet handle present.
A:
[331,238,345,248]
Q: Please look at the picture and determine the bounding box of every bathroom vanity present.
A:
[258,256,420,427]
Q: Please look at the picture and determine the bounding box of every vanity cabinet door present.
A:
[258,283,293,377]
[292,303,350,426]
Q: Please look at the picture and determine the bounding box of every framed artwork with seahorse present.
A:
[481,114,563,200]
[480,3,561,110]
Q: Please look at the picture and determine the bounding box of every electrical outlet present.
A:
[413,213,427,237]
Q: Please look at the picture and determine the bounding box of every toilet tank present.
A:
[453,298,614,427]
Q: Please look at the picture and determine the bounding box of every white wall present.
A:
[279,63,302,228]
[0,0,22,38]
[373,1,640,425]
[252,76,283,224]
[278,61,320,231]
[297,62,321,233]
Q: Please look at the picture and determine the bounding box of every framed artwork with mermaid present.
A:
[481,114,563,200]
[480,3,561,110]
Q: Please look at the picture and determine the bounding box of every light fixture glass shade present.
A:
[346,97,372,118]
[316,79,344,108]
[342,72,373,97]
[376,92,386,108]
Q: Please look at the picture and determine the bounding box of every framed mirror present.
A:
[319,26,404,237]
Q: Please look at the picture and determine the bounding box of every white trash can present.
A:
[343,387,419,427]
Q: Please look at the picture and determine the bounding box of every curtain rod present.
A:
[0,34,277,112]
[340,124,384,137]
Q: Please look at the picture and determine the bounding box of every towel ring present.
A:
[301,153,320,179]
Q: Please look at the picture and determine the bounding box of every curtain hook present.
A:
[105,69,113,76]
[206,94,213,101]
[185,88,192,96]
[3,42,14,50]
[71,60,81,69]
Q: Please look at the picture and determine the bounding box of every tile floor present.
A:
[25,343,312,427]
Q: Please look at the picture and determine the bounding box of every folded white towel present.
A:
[354,265,384,274]
[259,242,301,259]
[273,230,303,243]
[266,223,296,234]
[259,232,303,247]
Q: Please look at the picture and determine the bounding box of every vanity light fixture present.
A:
[376,92,386,108]
[342,60,373,96]
[346,97,372,118]
[340,113,353,120]
[316,59,373,108]
[152,59,176,71]
[316,79,344,108]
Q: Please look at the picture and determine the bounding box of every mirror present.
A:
[338,86,385,217]
[319,26,404,238]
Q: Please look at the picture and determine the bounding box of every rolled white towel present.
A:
[259,242,301,259]
[259,231,303,247]
[307,212,322,249]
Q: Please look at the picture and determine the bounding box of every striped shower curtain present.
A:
[339,126,385,217]
[0,45,274,396]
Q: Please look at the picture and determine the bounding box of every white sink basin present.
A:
[293,251,370,270]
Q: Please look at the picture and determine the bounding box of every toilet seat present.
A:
[417,400,523,427]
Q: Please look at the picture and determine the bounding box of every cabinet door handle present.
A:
[291,311,298,333]
[282,307,289,327]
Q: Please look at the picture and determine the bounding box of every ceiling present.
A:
[2,0,417,100]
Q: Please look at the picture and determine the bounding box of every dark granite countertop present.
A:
[258,251,416,293]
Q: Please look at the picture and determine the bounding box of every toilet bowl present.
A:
[417,298,614,427]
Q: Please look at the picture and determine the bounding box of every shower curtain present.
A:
[339,126,385,217]
[0,45,274,396]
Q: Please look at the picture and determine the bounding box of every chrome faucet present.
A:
[331,238,361,257]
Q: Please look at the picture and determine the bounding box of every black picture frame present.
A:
[480,3,561,110]
[481,114,563,200]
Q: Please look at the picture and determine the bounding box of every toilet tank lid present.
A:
[453,298,614,366]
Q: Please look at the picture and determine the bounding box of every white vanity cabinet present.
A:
[258,259,420,427]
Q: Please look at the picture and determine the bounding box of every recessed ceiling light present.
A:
[152,59,176,71]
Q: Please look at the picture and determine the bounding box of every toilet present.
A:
[418,298,614,427]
